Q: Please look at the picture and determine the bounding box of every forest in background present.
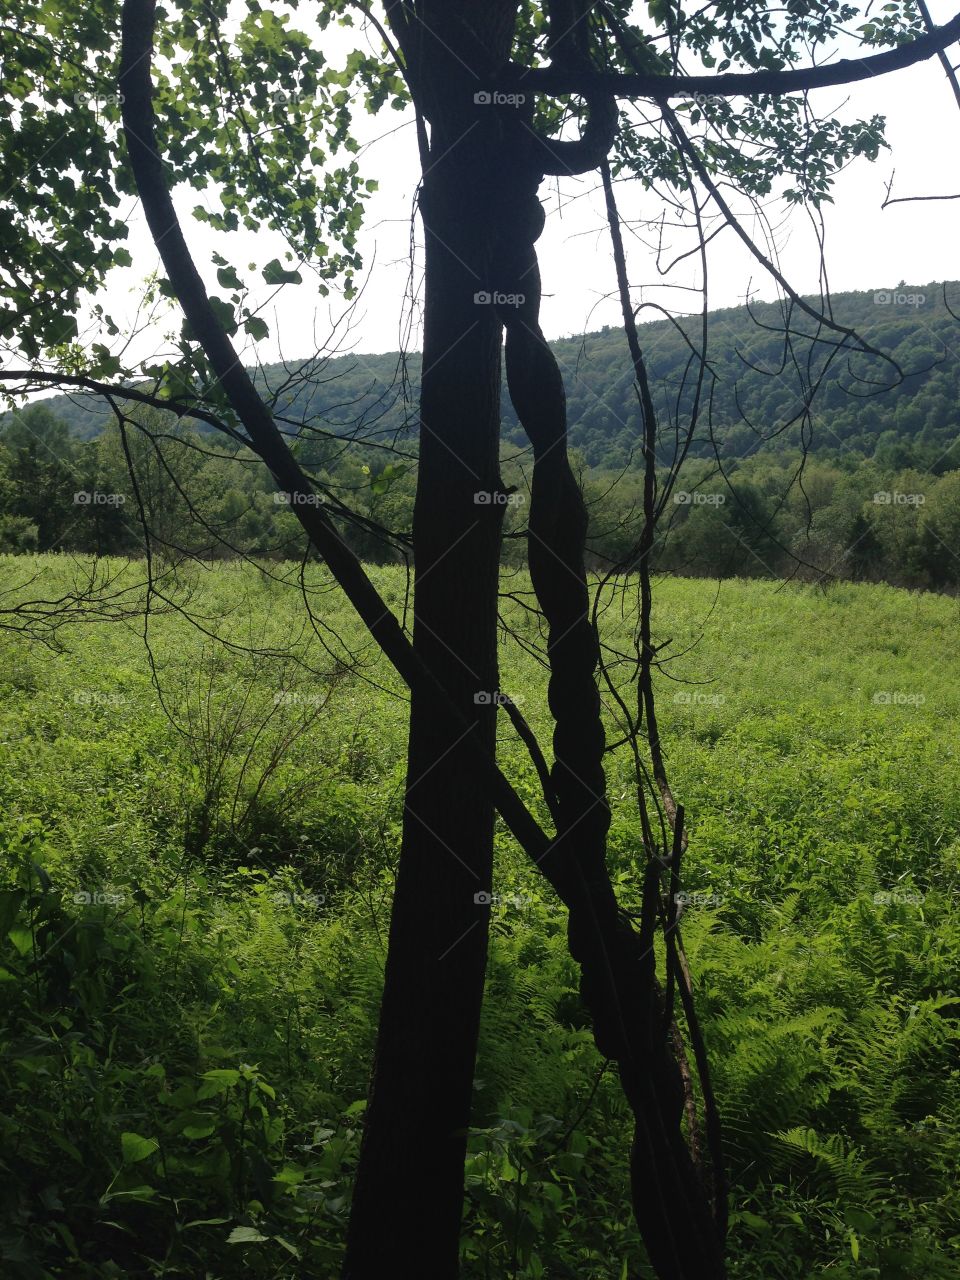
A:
[3,281,959,588]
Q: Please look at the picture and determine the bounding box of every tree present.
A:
[0,405,81,550]
[2,1,959,1275]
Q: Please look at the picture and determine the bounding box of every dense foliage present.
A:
[20,283,960,469]
[4,365,960,588]
[1,558,957,1278]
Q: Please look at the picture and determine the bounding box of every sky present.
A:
[74,0,960,367]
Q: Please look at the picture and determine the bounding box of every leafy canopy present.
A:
[0,0,920,377]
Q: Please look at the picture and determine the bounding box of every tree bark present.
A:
[343,19,514,1271]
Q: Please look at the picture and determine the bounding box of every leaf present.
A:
[120,1132,159,1164]
[182,1122,216,1139]
[201,1068,241,1084]
[737,1210,769,1230]
[0,888,24,935]
[244,316,270,341]
[7,927,33,956]
[227,1226,269,1244]
[216,265,243,291]
[207,295,238,335]
[262,257,303,285]
[49,1132,84,1162]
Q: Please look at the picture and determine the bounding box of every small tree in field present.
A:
[2,1,959,1274]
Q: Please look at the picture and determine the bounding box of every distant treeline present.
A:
[19,281,960,473]
[3,403,959,589]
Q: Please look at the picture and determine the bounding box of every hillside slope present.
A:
[20,281,960,468]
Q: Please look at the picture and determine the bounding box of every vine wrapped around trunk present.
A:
[489,104,726,1276]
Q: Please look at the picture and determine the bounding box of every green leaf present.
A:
[0,888,24,935]
[121,1132,159,1164]
[216,265,243,290]
[262,257,303,285]
[227,1226,269,1244]
[182,1122,217,1139]
[207,296,238,335]
[201,1068,241,1084]
[244,315,270,341]
[7,927,33,956]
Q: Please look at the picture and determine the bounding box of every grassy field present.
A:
[1,555,958,1278]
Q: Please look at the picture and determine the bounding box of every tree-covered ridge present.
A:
[25,281,960,470]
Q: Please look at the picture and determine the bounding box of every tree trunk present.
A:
[342,119,508,1277]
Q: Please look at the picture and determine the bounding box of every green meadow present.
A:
[1,555,958,1278]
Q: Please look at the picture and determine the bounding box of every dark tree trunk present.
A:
[342,84,511,1280]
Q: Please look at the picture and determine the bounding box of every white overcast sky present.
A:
[89,1,960,365]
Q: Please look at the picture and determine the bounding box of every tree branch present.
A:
[117,0,562,892]
[501,12,960,99]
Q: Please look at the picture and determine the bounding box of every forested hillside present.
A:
[29,281,960,470]
[4,282,959,589]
